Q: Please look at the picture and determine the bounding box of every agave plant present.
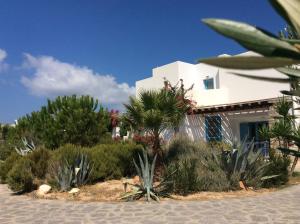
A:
[200,0,300,71]
[51,153,93,191]
[73,154,93,187]
[199,0,300,86]
[200,0,300,172]
[54,160,74,192]
[121,151,169,202]
[15,137,36,156]
[222,139,278,188]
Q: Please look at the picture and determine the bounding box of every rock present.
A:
[133,175,140,185]
[239,181,247,190]
[68,188,80,194]
[37,184,51,196]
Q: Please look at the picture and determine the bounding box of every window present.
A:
[205,115,222,141]
[203,78,214,89]
[240,121,268,142]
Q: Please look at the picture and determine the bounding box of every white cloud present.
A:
[0,49,9,72]
[21,54,135,105]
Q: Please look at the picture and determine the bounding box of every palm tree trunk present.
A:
[152,131,161,155]
[174,126,179,137]
[291,147,300,173]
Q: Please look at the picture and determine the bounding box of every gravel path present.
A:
[0,184,300,224]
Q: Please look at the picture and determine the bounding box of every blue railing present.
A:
[245,141,269,158]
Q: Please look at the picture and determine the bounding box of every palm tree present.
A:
[123,83,194,156]
[124,90,168,156]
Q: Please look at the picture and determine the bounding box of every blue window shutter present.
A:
[203,78,214,89]
[240,123,249,142]
[205,115,222,142]
[216,116,222,141]
[205,117,209,141]
[204,79,208,89]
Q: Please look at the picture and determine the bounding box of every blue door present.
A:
[239,121,268,142]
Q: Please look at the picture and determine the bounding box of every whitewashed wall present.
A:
[162,107,271,143]
[136,52,290,107]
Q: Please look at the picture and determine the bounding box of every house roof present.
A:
[192,97,284,114]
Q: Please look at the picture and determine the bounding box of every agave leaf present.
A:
[277,147,300,157]
[120,190,143,200]
[138,153,145,182]
[281,90,300,97]
[254,160,270,176]
[270,0,300,35]
[199,56,300,69]
[277,67,300,78]
[143,151,149,188]
[149,191,160,202]
[202,19,300,58]
[280,39,300,45]
[150,154,157,187]
[261,174,280,180]
[230,72,290,83]
[133,159,142,180]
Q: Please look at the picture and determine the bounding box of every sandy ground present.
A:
[29,179,281,202]
[29,160,300,202]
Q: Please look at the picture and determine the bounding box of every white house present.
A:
[136,52,292,146]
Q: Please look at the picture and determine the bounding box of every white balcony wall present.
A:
[136,52,290,107]
[219,68,289,104]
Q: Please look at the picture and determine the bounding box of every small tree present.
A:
[163,78,195,134]
[17,95,110,149]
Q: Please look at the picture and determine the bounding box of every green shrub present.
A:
[88,143,143,182]
[48,143,143,186]
[166,159,199,195]
[7,157,34,192]
[164,135,199,164]
[0,143,13,161]
[165,136,275,194]
[27,148,51,179]
[0,152,21,183]
[164,136,231,194]
[263,149,290,188]
[98,132,115,144]
[51,144,83,167]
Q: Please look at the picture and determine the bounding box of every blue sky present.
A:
[0,0,286,123]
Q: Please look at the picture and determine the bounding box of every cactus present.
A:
[15,137,36,156]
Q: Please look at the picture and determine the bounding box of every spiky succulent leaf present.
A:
[199,56,300,69]
[277,67,300,78]
[150,191,160,202]
[261,174,281,180]
[74,154,93,186]
[133,159,142,179]
[150,154,157,187]
[138,153,145,187]
[278,147,300,157]
[124,152,162,202]
[202,19,300,58]
[270,0,300,35]
[229,72,290,83]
